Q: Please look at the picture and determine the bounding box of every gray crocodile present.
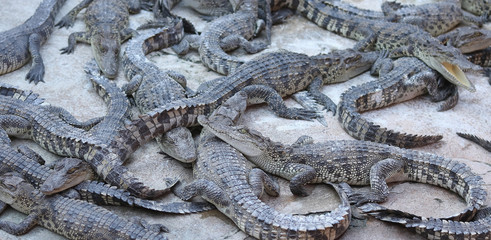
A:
[198,90,487,222]
[56,0,141,78]
[121,17,196,163]
[112,48,380,166]
[175,91,351,239]
[0,172,169,240]
[0,0,67,84]
[320,0,483,37]
[198,0,271,75]
[0,84,167,199]
[288,0,481,92]
[437,26,491,54]
[337,57,458,148]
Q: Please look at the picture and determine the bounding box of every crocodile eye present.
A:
[67,167,77,174]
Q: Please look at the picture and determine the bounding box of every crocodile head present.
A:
[413,38,482,92]
[157,127,197,163]
[0,172,34,208]
[91,25,121,79]
[200,116,268,157]
[40,158,94,195]
[313,49,380,84]
[439,26,491,54]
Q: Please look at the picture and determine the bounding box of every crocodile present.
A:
[465,47,491,84]
[319,0,483,37]
[56,0,140,78]
[0,172,169,240]
[0,84,168,199]
[197,91,487,221]
[457,132,491,152]
[158,0,235,20]
[198,0,271,75]
[0,0,67,84]
[174,91,351,239]
[358,203,491,240]
[0,130,214,214]
[85,59,131,143]
[286,0,481,92]
[437,26,491,54]
[337,57,459,148]
[121,16,196,163]
[112,48,380,162]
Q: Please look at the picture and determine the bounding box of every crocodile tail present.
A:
[105,164,171,199]
[338,99,442,148]
[0,83,44,104]
[457,132,491,152]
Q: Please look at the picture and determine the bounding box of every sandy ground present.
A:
[0,0,489,239]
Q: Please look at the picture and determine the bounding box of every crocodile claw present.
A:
[26,63,45,84]
[55,16,76,29]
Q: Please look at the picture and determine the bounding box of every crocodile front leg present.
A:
[25,33,45,84]
[0,212,39,235]
[241,85,318,120]
[248,168,280,198]
[60,32,91,54]
[174,179,231,207]
[345,158,405,206]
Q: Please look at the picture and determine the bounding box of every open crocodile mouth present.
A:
[428,58,476,92]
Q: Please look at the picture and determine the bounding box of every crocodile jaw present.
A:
[427,58,476,92]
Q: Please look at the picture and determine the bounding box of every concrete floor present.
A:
[0,0,489,239]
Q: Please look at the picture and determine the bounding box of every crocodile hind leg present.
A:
[220,33,268,54]
[241,85,318,120]
[307,76,337,115]
[25,34,45,84]
[345,158,404,206]
[0,212,39,235]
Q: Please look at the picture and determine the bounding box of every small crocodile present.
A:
[56,0,140,78]
[337,57,459,148]
[0,0,67,84]
[457,132,491,152]
[121,17,196,163]
[0,84,167,199]
[0,172,169,240]
[198,91,486,221]
[437,26,491,54]
[465,47,491,84]
[320,0,483,37]
[85,59,131,143]
[175,91,351,239]
[359,203,491,240]
[380,1,485,36]
[0,131,214,214]
[198,0,271,75]
[289,0,481,92]
[112,48,380,161]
